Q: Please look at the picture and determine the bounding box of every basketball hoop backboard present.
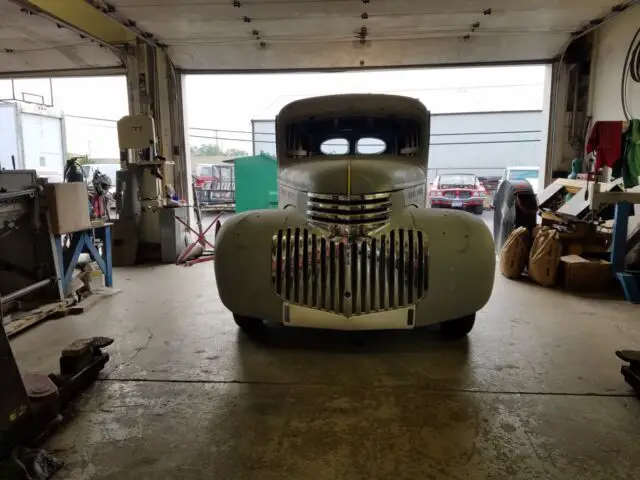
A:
[0,78,54,107]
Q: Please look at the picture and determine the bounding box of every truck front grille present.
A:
[271,228,428,316]
[307,193,391,231]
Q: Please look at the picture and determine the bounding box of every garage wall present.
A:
[590,7,640,121]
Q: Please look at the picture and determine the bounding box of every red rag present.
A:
[586,121,623,170]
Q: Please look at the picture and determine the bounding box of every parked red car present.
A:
[193,163,234,188]
[428,173,486,215]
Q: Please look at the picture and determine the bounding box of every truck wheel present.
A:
[233,314,266,334]
[473,205,484,215]
[440,313,476,339]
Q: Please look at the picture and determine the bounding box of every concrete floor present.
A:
[10,244,640,479]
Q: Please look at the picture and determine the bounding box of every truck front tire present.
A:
[440,313,476,339]
[233,314,266,334]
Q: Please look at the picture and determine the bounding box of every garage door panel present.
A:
[1,0,629,72]
[112,2,615,40]
[111,0,619,18]
[109,0,625,69]
[0,1,121,74]
[174,33,568,71]
[1,45,123,73]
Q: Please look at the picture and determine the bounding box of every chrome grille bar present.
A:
[307,193,392,227]
[273,228,428,316]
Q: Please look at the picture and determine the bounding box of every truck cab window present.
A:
[320,138,349,155]
[356,137,386,154]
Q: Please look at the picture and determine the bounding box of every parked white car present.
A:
[505,166,540,195]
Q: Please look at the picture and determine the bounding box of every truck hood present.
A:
[279,157,426,195]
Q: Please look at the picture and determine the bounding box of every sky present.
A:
[0,65,547,158]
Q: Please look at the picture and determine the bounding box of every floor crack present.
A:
[94,377,637,398]
[127,327,154,363]
[109,328,154,373]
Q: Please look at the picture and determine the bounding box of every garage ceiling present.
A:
[104,0,634,70]
[0,1,123,75]
[0,0,636,74]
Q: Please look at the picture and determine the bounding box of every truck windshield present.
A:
[439,174,476,187]
[285,115,422,157]
[508,169,538,180]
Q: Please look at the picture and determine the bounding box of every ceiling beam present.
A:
[12,0,135,46]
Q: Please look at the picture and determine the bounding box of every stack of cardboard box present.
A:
[500,213,613,292]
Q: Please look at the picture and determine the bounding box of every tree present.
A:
[190,144,248,158]
[190,144,223,156]
[225,148,249,158]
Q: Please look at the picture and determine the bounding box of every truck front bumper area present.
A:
[429,197,483,208]
[282,304,415,330]
[214,208,495,330]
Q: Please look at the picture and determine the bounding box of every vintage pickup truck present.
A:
[214,94,495,338]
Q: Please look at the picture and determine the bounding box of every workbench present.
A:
[611,202,640,303]
[54,223,113,296]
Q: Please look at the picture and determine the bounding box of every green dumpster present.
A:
[231,154,278,212]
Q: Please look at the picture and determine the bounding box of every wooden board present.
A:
[551,178,620,195]
[67,287,121,315]
[5,299,74,338]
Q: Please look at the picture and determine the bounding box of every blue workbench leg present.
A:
[104,225,113,287]
[611,202,631,274]
[617,273,640,304]
[54,235,65,294]
[59,233,86,296]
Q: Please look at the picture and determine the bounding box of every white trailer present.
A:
[0,102,67,182]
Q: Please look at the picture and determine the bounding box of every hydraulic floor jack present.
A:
[616,350,640,398]
[0,316,112,477]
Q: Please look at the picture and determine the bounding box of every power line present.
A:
[63,114,542,143]
[189,134,540,146]
[65,114,119,122]
[63,114,543,138]
[192,126,542,137]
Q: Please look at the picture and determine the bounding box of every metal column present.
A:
[124,41,189,201]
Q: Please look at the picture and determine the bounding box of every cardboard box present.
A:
[560,255,612,292]
[45,182,91,235]
[541,212,594,239]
